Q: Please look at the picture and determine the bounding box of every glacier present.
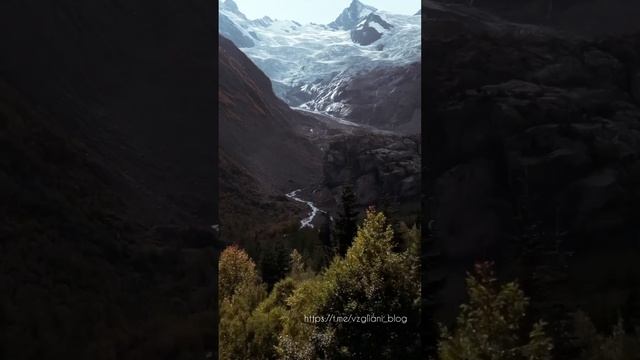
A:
[219,0,421,124]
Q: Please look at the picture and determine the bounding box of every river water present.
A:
[285,189,323,229]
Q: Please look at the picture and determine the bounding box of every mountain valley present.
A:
[218,0,422,248]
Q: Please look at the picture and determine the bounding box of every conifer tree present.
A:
[320,208,421,358]
[246,277,298,360]
[289,248,306,279]
[317,215,333,268]
[438,262,553,360]
[423,195,446,358]
[333,184,358,256]
[512,166,575,358]
[260,238,290,286]
[571,311,640,359]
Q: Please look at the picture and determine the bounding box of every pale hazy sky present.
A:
[230,0,420,24]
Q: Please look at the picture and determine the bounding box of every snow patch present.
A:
[369,21,387,34]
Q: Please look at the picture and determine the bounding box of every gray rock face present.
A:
[424,2,640,322]
[434,75,640,244]
[323,62,422,134]
[350,25,381,46]
[322,134,420,210]
[350,13,393,45]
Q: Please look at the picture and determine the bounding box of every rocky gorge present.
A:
[318,134,421,214]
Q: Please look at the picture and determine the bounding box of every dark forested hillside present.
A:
[423,0,640,352]
[0,1,220,359]
[218,35,321,193]
[432,0,640,36]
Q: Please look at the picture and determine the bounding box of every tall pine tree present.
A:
[333,184,358,257]
[511,165,576,359]
[422,184,446,358]
[438,262,553,360]
[259,238,290,287]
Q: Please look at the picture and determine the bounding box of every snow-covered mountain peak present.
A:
[219,2,257,47]
[347,0,377,16]
[221,0,246,19]
[329,0,378,30]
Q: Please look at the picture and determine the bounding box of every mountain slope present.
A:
[423,1,640,328]
[219,0,257,47]
[218,34,322,242]
[218,35,321,192]
[0,1,220,358]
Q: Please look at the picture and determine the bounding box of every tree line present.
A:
[219,208,421,359]
[219,187,640,359]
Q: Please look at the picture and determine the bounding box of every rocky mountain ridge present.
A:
[432,0,640,36]
[329,0,378,30]
[423,0,640,325]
